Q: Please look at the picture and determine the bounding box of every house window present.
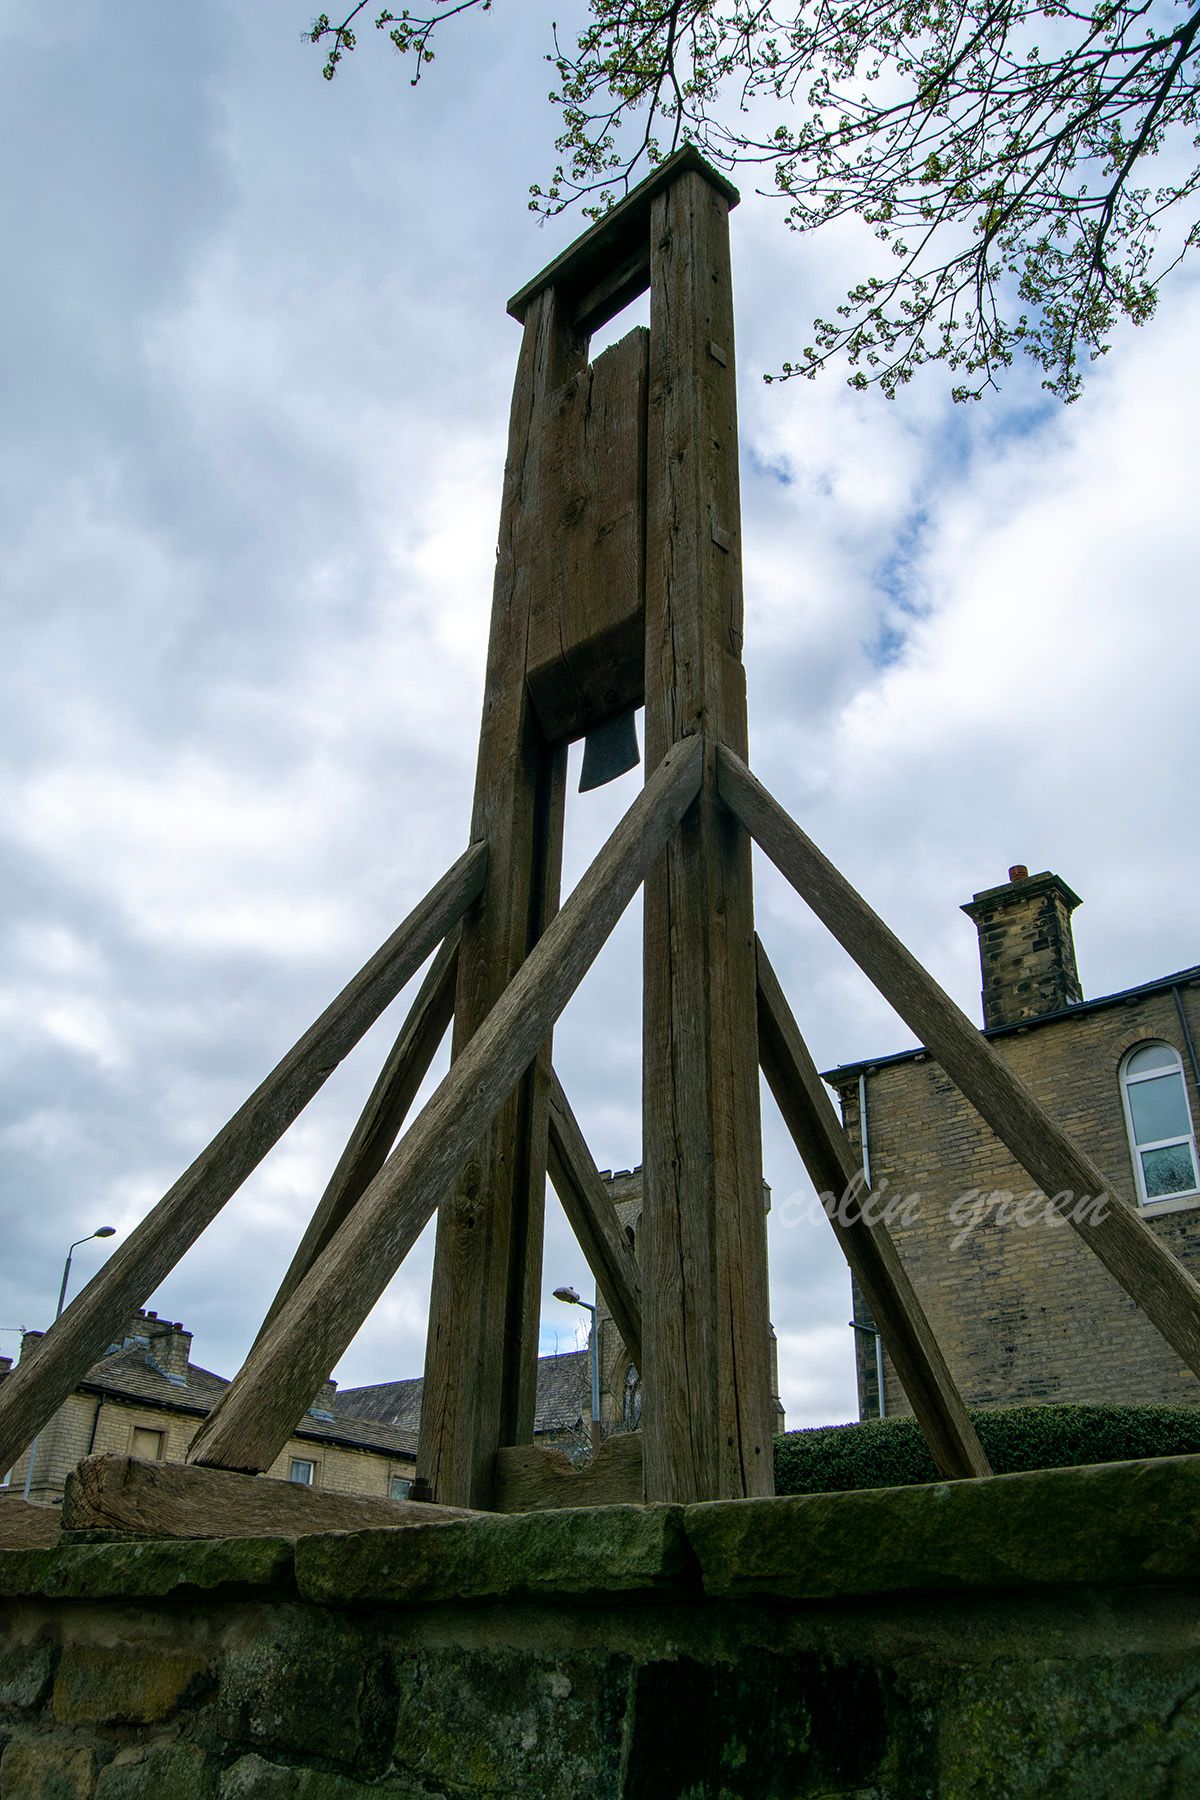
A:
[1121,1042,1200,1204]
[389,1474,412,1500]
[289,1457,316,1486]
[131,1426,165,1461]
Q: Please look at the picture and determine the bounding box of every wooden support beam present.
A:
[754,937,991,1480]
[493,1433,643,1513]
[63,1454,477,1539]
[641,168,775,1503]
[418,284,578,1512]
[547,1071,643,1370]
[719,746,1200,1380]
[0,844,488,1479]
[186,734,703,1479]
[257,932,459,1340]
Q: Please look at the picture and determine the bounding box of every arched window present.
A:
[1120,1042,1199,1205]
[622,1361,642,1429]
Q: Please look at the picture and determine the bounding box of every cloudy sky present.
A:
[4,0,1198,1434]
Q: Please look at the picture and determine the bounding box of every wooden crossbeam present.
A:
[257,932,459,1340]
[719,746,1200,1380]
[547,1071,643,1369]
[754,937,990,1480]
[63,1454,476,1539]
[186,734,703,1477]
[0,844,488,1478]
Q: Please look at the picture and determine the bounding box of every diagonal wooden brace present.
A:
[257,932,460,1341]
[187,735,703,1477]
[0,842,488,1478]
[719,745,1200,1380]
[547,1071,643,1370]
[755,936,990,1479]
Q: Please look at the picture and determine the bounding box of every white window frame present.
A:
[1119,1041,1200,1208]
[389,1473,412,1501]
[289,1456,317,1486]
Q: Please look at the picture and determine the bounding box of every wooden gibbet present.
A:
[7,148,1200,1526]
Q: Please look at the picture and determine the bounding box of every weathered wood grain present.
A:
[754,937,991,1480]
[256,932,459,1342]
[62,1454,477,1539]
[0,844,487,1480]
[526,327,648,745]
[641,169,775,1504]
[418,285,579,1512]
[720,746,1200,1380]
[186,735,703,1479]
[547,1071,643,1370]
[493,1432,644,1513]
[0,1494,60,1549]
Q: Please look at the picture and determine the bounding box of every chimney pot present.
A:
[1008,865,1029,882]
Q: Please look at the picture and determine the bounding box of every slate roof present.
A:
[335,1348,591,1438]
[44,1343,420,1459]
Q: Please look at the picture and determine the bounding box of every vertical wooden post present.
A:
[641,169,774,1502]
[416,287,580,1508]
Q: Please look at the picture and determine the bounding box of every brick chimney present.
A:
[961,867,1083,1030]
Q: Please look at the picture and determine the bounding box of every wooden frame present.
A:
[10,147,1200,1523]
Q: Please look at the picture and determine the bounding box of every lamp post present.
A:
[22,1226,117,1502]
[553,1284,600,1449]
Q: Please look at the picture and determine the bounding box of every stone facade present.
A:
[3,1455,1200,1796]
[824,869,1200,1420]
[1,1313,416,1509]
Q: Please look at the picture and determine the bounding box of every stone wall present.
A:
[4,1455,1200,1797]
[835,980,1200,1416]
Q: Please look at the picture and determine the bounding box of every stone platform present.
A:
[3,1455,1200,1797]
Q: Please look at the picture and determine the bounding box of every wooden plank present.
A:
[256,932,459,1340]
[525,327,648,744]
[641,168,775,1504]
[0,844,488,1480]
[418,285,578,1513]
[754,937,991,1480]
[493,1432,643,1513]
[547,1071,643,1369]
[507,146,739,330]
[0,1494,60,1549]
[186,734,703,1479]
[720,746,1200,1379]
[62,1454,477,1539]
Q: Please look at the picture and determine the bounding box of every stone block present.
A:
[0,1640,56,1711]
[295,1503,689,1607]
[0,1738,99,1799]
[95,1745,215,1800]
[45,1539,295,1600]
[686,1454,1200,1599]
[216,1613,395,1778]
[221,1754,443,1798]
[390,1648,631,1799]
[52,1645,209,1726]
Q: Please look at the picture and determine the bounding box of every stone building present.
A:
[823,867,1200,1420]
[1,1310,417,1507]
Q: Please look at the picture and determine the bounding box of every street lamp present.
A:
[553,1284,601,1448]
[22,1226,118,1502]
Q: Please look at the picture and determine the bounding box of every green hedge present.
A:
[773,1404,1200,1496]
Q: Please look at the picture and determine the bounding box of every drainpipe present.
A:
[1172,985,1200,1096]
[855,1071,885,1418]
